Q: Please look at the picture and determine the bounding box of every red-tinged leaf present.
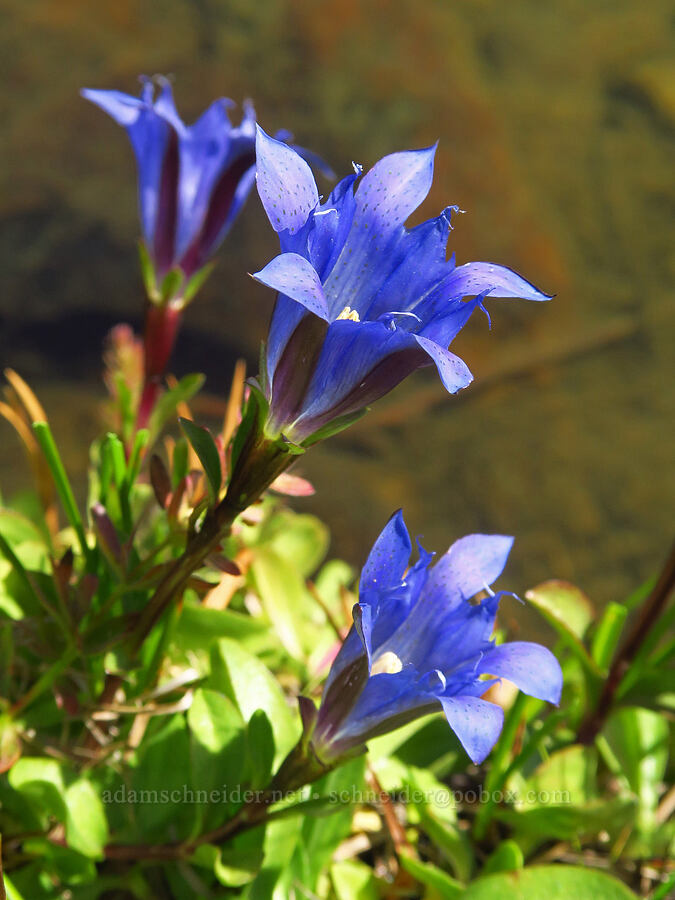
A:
[206,555,242,576]
[53,547,74,599]
[150,453,172,508]
[186,577,217,596]
[269,471,315,497]
[91,503,123,566]
[167,477,187,521]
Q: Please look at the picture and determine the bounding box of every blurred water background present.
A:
[1,0,673,614]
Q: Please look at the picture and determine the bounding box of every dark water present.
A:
[1,0,673,614]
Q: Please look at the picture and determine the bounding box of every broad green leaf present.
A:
[179,417,222,505]
[192,831,264,888]
[463,865,637,899]
[173,600,270,659]
[8,757,67,824]
[331,860,379,900]
[250,547,320,659]
[604,707,668,832]
[21,837,96,885]
[526,580,593,638]
[497,796,635,843]
[482,840,524,875]
[617,667,675,713]
[260,510,330,577]
[245,814,303,900]
[399,852,464,898]
[130,714,196,840]
[519,745,598,808]
[526,581,602,678]
[208,638,300,767]
[64,779,109,859]
[187,688,247,833]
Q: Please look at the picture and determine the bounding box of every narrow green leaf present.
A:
[147,372,205,444]
[399,852,464,898]
[32,422,90,563]
[591,602,628,670]
[126,428,149,489]
[301,408,368,448]
[179,418,222,505]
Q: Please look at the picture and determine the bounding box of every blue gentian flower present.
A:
[82,77,259,290]
[312,511,562,765]
[253,128,551,444]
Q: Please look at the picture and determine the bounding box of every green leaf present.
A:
[525,581,602,679]
[331,860,379,900]
[245,814,303,900]
[591,602,628,670]
[260,510,330,578]
[521,745,598,807]
[8,757,67,824]
[130,714,196,841]
[0,716,22,772]
[616,667,675,712]
[147,373,205,444]
[32,422,90,564]
[179,417,222,505]
[192,834,263,887]
[64,779,109,859]
[173,600,269,658]
[399,852,464,898]
[462,865,637,899]
[250,547,318,659]
[482,840,524,875]
[604,706,668,833]
[187,688,247,831]
[246,710,275,790]
[300,408,368,448]
[208,638,300,768]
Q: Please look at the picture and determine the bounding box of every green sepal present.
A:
[301,407,368,448]
[138,240,158,301]
[159,268,184,305]
[183,261,216,305]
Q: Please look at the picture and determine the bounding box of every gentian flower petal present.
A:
[439,696,505,764]
[479,641,563,705]
[446,261,553,301]
[253,254,330,320]
[359,509,412,593]
[426,534,515,606]
[413,335,474,393]
[255,126,319,236]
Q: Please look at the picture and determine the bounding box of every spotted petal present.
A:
[255,126,319,236]
[440,696,504,764]
[253,253,330,320]
[479,641,563,705]
[446,262,552,301]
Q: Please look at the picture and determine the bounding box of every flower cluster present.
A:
[312,512,562,764]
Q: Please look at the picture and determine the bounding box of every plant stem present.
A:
[136,302,183,431]
[577,540,675,745]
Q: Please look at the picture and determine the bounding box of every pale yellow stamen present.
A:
[371,651,403,676]
[336,306,360,322]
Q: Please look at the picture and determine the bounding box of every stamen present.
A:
[371,651,403,675]
[336,306,360,322]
